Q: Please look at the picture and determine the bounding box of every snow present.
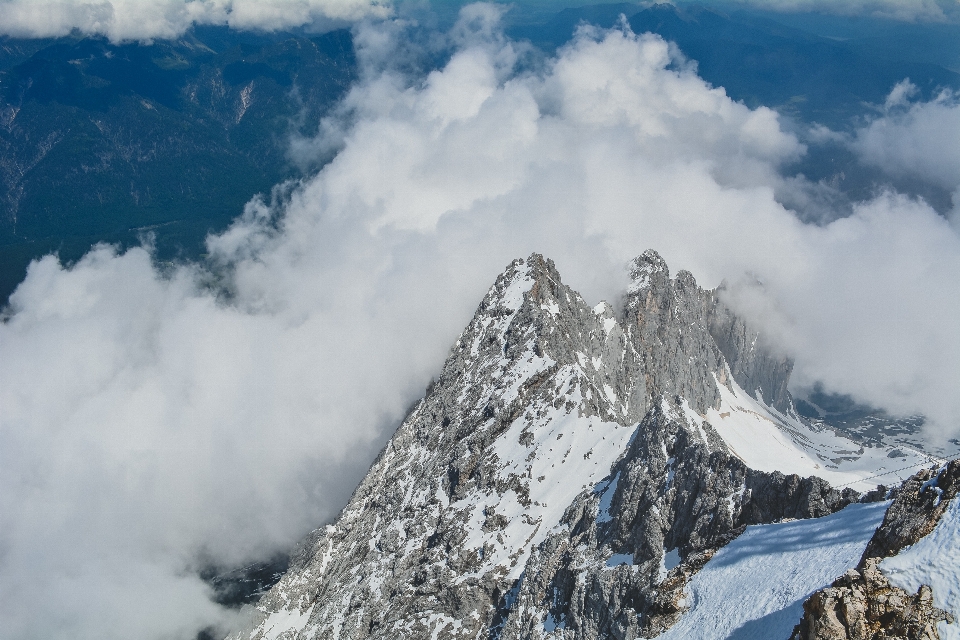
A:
[425,612,462,640]
[659,501,889,640]
[663,547,681,570]
[255,604,315,640]
[457,366,638,581]
[542,301,560,316]
[704,375,932,491]
[680,399,713,450]
[499,264,534,312]
[467,263,534,359]
[594,472,619,524]
[606,553,634,567]
[881,493,960,640]
[498,345,556,406]
[543,612,566,632]
[603,383,617,405]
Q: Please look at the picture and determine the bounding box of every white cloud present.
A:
[851,82,960,220]
[0,0,390,42]
[2,7,960,638]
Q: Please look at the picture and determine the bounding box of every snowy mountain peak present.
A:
[627,249,669,297]
[235,252,932,640]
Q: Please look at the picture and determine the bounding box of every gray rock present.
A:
[859,460,960,565]
[706,283,794,414]
[789,558,953,640]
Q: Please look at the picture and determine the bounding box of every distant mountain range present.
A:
[3,3,959,305]
[0,27,356,302]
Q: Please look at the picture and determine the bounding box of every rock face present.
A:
[859,461,960,565]
[790,461,960,640]
[494,405,859,640]
[233,252,876,640]
[706,285,794,414]
[790,559,953,640]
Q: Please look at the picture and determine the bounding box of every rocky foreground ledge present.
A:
[791,460,960,640]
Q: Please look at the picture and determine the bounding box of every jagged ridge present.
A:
[235,252,901,640]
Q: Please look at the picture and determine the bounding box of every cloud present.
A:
[850,81,960,221]
[0,0,391,42]
[2,6,960,638]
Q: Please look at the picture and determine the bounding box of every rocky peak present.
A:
[623,250,727,416]
[233,252,905,640]
[627,249,670,297]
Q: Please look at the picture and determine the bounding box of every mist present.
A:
[2,5,959,638]
[850,80,960,223]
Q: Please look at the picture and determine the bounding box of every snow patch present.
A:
[606,553,634,568]
[664,547,681,571]
[458,367,636,580]
[256,604,315,640]
[543,611,566,632]
[500,263,534,312]
[594,471,620,524]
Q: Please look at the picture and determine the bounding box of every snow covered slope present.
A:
[702,376,931,492]
[234,252,932,640]
[659,501,889,640]
[789,459,960,639]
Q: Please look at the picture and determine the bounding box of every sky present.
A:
[1,0,960,638]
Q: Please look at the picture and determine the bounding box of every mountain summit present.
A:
[231,252,940,640]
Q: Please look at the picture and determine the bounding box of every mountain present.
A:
[228,251,952,640]
[508,3,960,127]
[0,27,356,303]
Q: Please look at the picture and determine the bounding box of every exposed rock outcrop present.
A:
[706,284,794,415]
[497,403,860,640]
[790,461,960,640]
[859,461,960,565]
[790,559,953,640]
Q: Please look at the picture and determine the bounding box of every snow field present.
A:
[704,375,930,492]
[659,501,890,640]
[457,365,637,580]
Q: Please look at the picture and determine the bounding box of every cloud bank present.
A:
[851,80,960,221]
[0,0,390,42]
[2,5,960,638]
